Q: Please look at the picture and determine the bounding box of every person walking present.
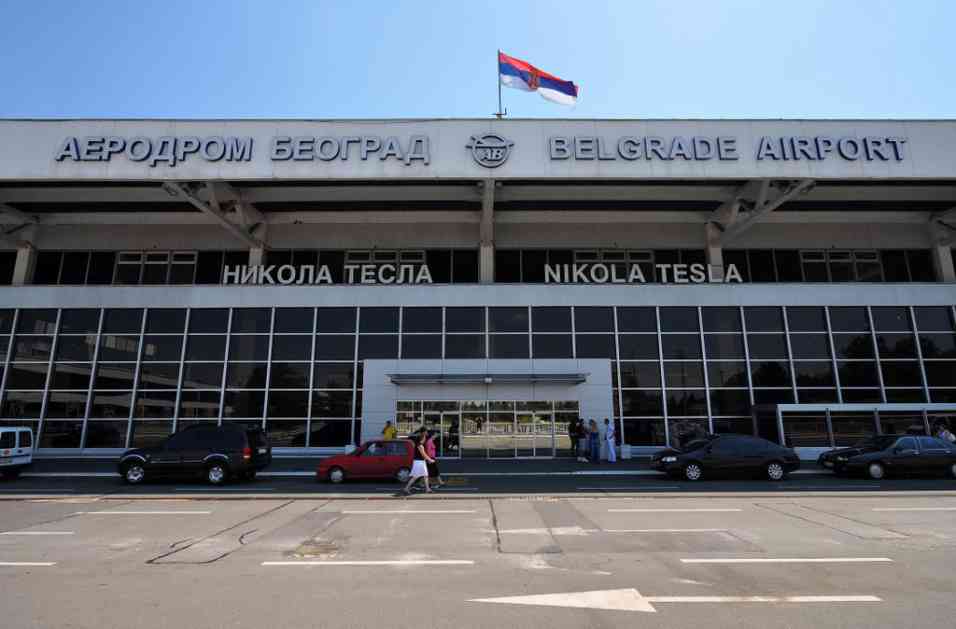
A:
[576,419,588,462]
[381,420,397,440]
[588,419,600,463]
[568,418,578,458]
[399,428,434,496]
[604,418,617,463]
[425,430,444,488]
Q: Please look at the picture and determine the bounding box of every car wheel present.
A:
[683,462,703,481]
[328,467,345,484]
[395,467,411,483]
[766,461,786,481]
[206,462,228,486]
[123,463,145,485]
[867,462,885,480]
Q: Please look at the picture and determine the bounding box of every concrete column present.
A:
[929,224,955,283]
[479,179,495,284]
[11,244,36,286]
[705,222,724,281]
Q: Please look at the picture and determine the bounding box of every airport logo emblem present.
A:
[466,133,514,168]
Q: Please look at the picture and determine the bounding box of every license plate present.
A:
[0,458,11,465]
[258,448,267,454]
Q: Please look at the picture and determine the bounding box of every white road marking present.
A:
[609,508,742,513]
[681,557,893,564]
[262,560,474,566]
[259,471,314,477]
[0,562,57,567]
[22,472,118,478]
[174,487,275,492]
[791,484,880,489]
[498,527,727,535]
[0,489,76,493]
[605,528,728,533]
[470,589,882,613]
[872,507,956,512]
[0,531,74,536]
[73,510,212,515]
[577,486,681,491]
[342,510,477,515]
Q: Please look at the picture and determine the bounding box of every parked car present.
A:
[651,433,800,481]
[318,439,413,483]
[819,434,956,480]
[117,424,271,485]
[0,427,34,479]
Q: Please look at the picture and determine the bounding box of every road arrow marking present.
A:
[470,588,658,613]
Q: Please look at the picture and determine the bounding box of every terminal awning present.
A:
[387,373,588,385]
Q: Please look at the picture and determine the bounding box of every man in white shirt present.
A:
[604,418,616,463]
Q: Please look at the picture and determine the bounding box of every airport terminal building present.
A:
[0,118,954,460]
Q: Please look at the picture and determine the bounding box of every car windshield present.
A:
[682,437,716,452]
[851,436,900,451]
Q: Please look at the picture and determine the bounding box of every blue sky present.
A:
[1,0,953,119]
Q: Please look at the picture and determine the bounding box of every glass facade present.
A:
[1,304,954,451]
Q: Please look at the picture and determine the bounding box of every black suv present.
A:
[118,424,271,485]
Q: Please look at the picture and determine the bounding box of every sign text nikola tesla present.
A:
[545,263,742,284]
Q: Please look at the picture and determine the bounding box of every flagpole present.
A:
[495,49,504,118]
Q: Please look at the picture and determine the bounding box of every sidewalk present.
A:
[23,456,832,478]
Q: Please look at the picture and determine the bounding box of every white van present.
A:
[0,427,34,479]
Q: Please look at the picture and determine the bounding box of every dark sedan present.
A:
[652,434,801,481]
[819,435,956,480]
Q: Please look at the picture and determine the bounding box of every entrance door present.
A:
[515,412,555,458]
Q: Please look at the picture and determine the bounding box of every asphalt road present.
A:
[3,488,956,628]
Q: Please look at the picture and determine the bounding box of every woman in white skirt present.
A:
[400,428,434,496]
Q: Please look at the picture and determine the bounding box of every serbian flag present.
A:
[498,51,579,106]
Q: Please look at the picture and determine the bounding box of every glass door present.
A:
[533,412,554,457]
[441,412,460,458]
[461,412,487,458]
[515,413,535,457]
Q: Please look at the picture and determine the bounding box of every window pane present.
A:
[311,391,354,417]
[59,252,90,284]
[137,363,180,389]
[532,307,571,332]
[358,335,398,359]
[521,250,547,283]
[787,307,827,332]
[702,307,741,332]
[751,361,791,387]
[753,389,795,404]
[663,362,704,387]
[223,390,266,417]
[575,334,615,359]
[622,418,666,446]
[45,391,88,418]
[489,334,529,358]
[89,391,132,419]
[775,250,802,282]
[880,361,923,387]
[618,334,659,360]
[783,413,829,447]
[919,334,956,358]
[666,390,707,416]
[146,309,186,333]
[402,307,442,333]
[39,421,84,448]
[6,364,47,389]
[617,307,657,332]
[50,364,91,390]
[56,335,96,361]
[360,307,398,333]
[794,361,835,386]
[102,309,143,333]
[270,335,312,361]
[133,391,177,418]
[316,307,356,333]
[274,308,313,333]
[872,307,911,332]
[621,390,663,416]
[830,412,877,446]
[446,307,484,332]
[490,307,528,332]
[838,361,880,387]
[14,335,53,361]
[445,334,485,359]
[452,249,478,283]
[832,333,874,359]
[749,250,776,282]
[231,308,271,333]
[925,362,956,387]
[17,309,58,334]
[229,335,270,361]
[402,335,443,359]
[747,334,789,359]
[309,420,351,447]
[829,307,870,331]
[60,309,100,334]
[181,363,223,389]
[876,333,917,358]
[710,390,751,416]
[705,334,744,359]
[841,388,881,402]
[494,250,521,282]
[661,334,701,359]
[226,363,267,388]
[1,391,43,418]
[269,363,310,389]
[574,307,614,332]
[881,250,909,282]
[314,335,355,360]
[660,307,699,332]
[907,250,935,281]
[915,307,954,332]
[184,335,226,362]
[140,335,183,362]
[619,362,661,388]
[267,391,309,418]
[129,421,173,448]
[312,363,354,389]
[789,334,831,359]
[94,363,135,389]
[84,421,128,448]
[98,335,139,361]
[188,309,228,333]
[178,391,221,418]
[745,307,784,332]
[532,334,572,358]
[707,361,749,387]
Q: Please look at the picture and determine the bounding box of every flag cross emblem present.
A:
[466,134,514,168]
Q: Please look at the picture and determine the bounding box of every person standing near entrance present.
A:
[425,430,444,488]
[576,419,589,462]
[399,428,434,496]
[588,419,600,463]
[604,418,616,463]
[382,420,397,440]
[568,418,578,458]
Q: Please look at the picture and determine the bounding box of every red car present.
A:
[317,439,414,483]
